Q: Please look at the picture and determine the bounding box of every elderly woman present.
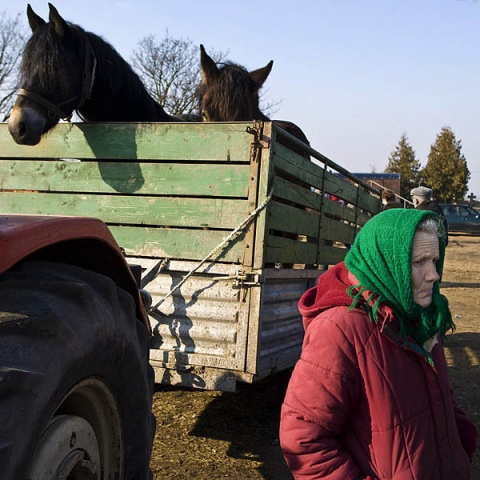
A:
[280,209,477,479]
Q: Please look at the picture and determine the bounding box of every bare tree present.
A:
[0,11,26,121]
[132,33,228,117]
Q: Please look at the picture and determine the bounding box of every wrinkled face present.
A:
[411,230,440,308]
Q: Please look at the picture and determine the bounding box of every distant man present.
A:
[411,186,449,246]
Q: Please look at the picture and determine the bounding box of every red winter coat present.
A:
[280,262,477,479]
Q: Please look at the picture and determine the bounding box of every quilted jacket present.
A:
[280,262,477,479]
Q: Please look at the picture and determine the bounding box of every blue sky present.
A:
[3,0,480,197]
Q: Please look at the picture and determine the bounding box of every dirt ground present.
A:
[149,235,480,479]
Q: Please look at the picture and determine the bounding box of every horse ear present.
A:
[249,61,274,89]
[200,44,220,86]
[27,4,46,32]
[48,3,68,38]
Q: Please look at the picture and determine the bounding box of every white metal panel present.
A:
[130,257,251,374]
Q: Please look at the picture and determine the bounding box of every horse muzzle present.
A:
[8,105,48,146]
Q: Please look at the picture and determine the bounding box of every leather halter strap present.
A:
[17,38,97,121]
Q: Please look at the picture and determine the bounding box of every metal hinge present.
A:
[246,122,270,152]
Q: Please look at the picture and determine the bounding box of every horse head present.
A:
[198,45,310,157]
[198,45,273,122]
[8,3,95,145]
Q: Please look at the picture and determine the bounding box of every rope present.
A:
[149,190,272,313]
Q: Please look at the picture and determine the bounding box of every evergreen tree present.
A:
[421,126,470,202]
[385,133,421,199]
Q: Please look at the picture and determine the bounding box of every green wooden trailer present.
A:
[0,121,381,391]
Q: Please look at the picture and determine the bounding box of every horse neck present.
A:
[78,33,176,122]
[254,109,270,122]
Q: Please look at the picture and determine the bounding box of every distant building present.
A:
[334,173,401,195]
[350,173,401,195]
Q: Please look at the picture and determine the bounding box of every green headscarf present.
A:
[345,208,454,350]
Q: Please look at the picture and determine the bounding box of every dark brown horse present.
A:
[8,3,178,145]
[198,45,310,149]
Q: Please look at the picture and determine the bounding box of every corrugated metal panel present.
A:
[256,270,323,376]
[135,258,249,372]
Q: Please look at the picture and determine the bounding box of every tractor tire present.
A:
[0,261,155,480]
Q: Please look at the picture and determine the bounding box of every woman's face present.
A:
[411,230,441,308]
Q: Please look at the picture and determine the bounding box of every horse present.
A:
[198,46,313,266]
[198,44,310,150]
[8,3,179,146]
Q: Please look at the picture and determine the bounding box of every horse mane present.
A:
[20,18,172,121]
[20,21,78,97]
[84,28,155,109]
[198,52,310,147]
[197,61,268,121]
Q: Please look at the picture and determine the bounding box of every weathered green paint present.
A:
[0,122,253,161]
[264,235,319,264]
[109,225,245,263]
[0,160,249,197]
[0,192,249,229]
[272,143,374,214]
[0,121,381,267]
[273,143,327,192]
[268,202,320,238]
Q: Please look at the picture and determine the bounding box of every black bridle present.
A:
[17,38,97,121]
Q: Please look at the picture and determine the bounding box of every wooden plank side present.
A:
[322,170,363,205]
[319,244,351,265]
[0,159,250,197]
[273,176,324,210]
[272,143,380,215]
[0,192,250,229]
[273,151,363,206]
[110,225,245,262]
[244,121,274,270]
[0,122,254,161]
[323,197,358,224]
[357,209,374,226]
[267,201,355,246]
[358,188,382,214]
[268,202,320,238]
[272,143,327,192]
[263,235,349,265]
[272,177,364,226]
[321,216,356,245]
[264,235,319,265]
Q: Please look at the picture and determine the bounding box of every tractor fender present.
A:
[0,214,149,329]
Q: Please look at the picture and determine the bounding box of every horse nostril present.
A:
[8,118,39,145]
[17,122,28,138]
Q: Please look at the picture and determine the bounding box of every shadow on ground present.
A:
[189,370,294,479]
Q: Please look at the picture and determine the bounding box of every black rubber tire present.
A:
[0,260,155,480]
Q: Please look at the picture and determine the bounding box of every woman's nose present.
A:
[427,265,440,282]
